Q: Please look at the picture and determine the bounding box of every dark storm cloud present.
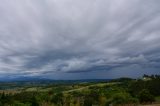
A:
[0,0,160,78]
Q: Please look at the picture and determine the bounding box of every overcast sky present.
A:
[0,0,160,79]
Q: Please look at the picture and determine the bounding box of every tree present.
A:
[51,93,64,105]
[83,97,93,106]
[31,96,39,106]
[138,89,155,103]
[0,92,5,105]
[112,93,127,104]
[89,90,99,103]
[112,92,138,105]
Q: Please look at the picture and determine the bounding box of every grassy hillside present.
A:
[0,75,160,106]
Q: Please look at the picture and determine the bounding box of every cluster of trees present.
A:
[0,91,39,106]
[143,74,160,79]
[129,75,160,97]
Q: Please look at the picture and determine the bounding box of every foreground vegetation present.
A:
[0,75,160,106]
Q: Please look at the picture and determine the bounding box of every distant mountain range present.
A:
[0,76,111,83]
[0,76,51,82]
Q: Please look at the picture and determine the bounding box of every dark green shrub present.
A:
[138,89,155,103]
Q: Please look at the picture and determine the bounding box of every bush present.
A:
[51,93,63,105]
[138,89,155,103]
[112,92,138,105]
[84,97,93,106]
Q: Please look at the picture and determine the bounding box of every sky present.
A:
[0,0,160,79]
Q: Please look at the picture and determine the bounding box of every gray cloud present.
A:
[0,0,160,79]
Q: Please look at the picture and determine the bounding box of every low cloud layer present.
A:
[0,0,160,79]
